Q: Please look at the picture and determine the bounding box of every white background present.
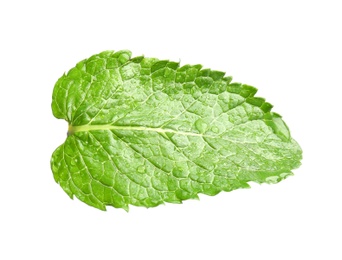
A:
[1,0,341,259]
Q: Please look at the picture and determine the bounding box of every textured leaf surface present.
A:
[51,50,302,211]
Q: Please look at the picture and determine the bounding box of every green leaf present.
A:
[51,50,302,211]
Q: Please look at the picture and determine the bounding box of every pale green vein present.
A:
[68,124,205,137]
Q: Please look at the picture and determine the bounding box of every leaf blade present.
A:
[51,50,302,210]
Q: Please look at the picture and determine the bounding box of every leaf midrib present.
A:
[68,124,205,137]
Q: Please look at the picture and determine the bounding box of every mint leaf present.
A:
[51,50,302,211]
